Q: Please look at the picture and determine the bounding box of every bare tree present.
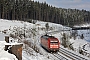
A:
[45,23,49,33]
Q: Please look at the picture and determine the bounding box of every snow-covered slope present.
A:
[0,19,90,60]
[0,41,18,60]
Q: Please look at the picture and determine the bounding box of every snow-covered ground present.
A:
[0,19,90,60]
[0,19,59,60]
[73,24,90,52]
[0,35,18,60]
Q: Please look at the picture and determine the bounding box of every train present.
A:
[40,35,60,52]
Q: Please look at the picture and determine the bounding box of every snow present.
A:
[72,24,90,53]
[72,25,90,54]
[0,33,7,41]
[0,41,18,60]
[5,43,23,45]
[0,33,18,60]
[74,23,90,27]
[0,19,55,60]
[0,19,90,60]
[85,43,90,53]
[70,38,87,50]
[22,50,51,60]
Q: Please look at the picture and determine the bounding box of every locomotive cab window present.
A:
[50,41,58,44]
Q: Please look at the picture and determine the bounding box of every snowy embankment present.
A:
[0,31,18,60]
[0,19,90,60]
[0,19,59,60]
[71,24,90,58]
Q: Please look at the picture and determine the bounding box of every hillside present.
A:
[0,19,90,60]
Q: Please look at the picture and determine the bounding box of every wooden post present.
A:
[5,36,9,43]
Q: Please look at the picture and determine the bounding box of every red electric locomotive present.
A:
[40,35,60,52]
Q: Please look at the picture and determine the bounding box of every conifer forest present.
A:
[0,0,90,27]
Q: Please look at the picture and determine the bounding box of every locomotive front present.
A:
[49,38,60,52]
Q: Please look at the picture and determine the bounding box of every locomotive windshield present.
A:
[50,40,59,49]
[50,41,58,44]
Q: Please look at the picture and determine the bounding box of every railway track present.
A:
[59,47,89,60]
[53,52,71,60]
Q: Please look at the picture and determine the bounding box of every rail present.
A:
[59,47,89,60]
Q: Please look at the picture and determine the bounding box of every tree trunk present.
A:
[2,5,4,19]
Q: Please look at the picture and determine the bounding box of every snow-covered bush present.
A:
[71,30,78,40]
[80,34,84,39]
[45,23,49,31]
[32,20,37,24]
[61,33,68,48]
[79,46,83,55]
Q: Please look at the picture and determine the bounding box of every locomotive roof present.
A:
[41,35,55,39]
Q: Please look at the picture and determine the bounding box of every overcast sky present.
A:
[34,0,90,11]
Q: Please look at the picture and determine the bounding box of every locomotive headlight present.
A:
[50,47,52,48]
[50,45,58,48]
[50,45,53,48]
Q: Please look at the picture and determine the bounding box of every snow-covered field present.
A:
[0,19,90,60]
